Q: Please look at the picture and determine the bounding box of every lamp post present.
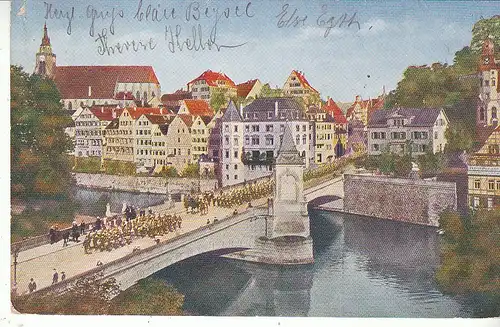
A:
[12,246,19,285]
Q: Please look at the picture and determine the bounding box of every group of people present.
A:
[83,213,182,253]
[207,180,274,209]
[183,179,274,214]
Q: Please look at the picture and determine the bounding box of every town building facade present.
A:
[468,127,500,210]
[187,70,237,102]
[367,108,449,156]
[282,70,320,105]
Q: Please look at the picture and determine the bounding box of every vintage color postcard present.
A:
[7,0,500,320]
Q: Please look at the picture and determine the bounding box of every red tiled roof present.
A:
[237,79,258,98]
[323,98,348,124]
[161,89,192,103]
[144,114,169,125]
[182,99,214,117]
[54,66,160,100]
[177,114,194,127]
[90,107,124,121]
[187,70,236,88]
[292,70,319,94]
[114,91,136,100]
[125,107,167,120]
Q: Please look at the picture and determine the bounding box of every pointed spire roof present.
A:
[276,122,304,165]
[221,100,242,122]
[41,22,51,46]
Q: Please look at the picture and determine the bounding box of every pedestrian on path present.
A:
[52,269,59,284]
[28,278,37,293]
[61,272,66,282]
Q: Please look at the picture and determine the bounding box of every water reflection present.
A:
[72,187,168,216]
[150,209,488,317]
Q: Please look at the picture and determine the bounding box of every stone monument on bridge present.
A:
[250,123,314,265]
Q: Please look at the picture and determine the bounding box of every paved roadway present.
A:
[11,199,267,296]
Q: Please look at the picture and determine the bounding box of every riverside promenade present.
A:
[11,198,267,296]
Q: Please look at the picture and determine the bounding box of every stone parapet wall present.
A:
[74,173,218,194]
[343,174,457,227]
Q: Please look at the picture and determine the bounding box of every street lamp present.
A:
[12,246,20,285]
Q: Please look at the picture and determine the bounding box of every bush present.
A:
[73,156,102,173]
[154,166,178,178]
[180,163,199,178]
[103,160,136,176]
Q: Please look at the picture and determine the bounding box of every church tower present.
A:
[477,39,499,130]
[34,23,57,78]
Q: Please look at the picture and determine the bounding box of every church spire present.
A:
[41,22,51,46]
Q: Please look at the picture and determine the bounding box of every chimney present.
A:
[112,109,116,119]
[355,95,361,102]
[239,103,243,118]
[160,108,163,115]
[141,99,144,107]
[275,100,279,118]
[88,86,92,97]
[101,106,104,113]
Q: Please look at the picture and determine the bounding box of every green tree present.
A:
[260,84,283,98]
[109,279,184,315]
[417,151,444,177]
[11,65,74,198]
[393,154,412,178]
[436,209,500,298]
[181,163,199,178]
[210,88,228,112]
[470,16,500,53]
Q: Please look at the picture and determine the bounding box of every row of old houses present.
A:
[33,23,499,210]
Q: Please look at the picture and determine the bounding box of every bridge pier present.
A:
[225,123,314,265]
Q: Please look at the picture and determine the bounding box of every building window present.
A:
[234,151,238,158]
[234,125,238,132]
[280,125,285,132]
[496,181,500,190]
[302,135,306,144]
[251,136,260,145]
[226,174,229,180]
[234,164,238,170]
[487,197,493,209]
[480,107,486,121]
[488,180,495,190]
[225,150,229,158]
[473,196,479,208]
[225,125,229,132]
[372,144,380,151]
[303,125,307,132]
[268,112,273,119]
[234,175,238,180]
[225,136,229,145]
[233,137,239,145]
[492,107,498,119]
[434,131,438,139]
[251,125,260,132]
[245,136,250,145]
[265,136,274,146]
[296,135,300,145]
[266,125,273,132]
[474,180,481,189]
[296,125,300,132]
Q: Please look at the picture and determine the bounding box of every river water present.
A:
[152,209,497,317]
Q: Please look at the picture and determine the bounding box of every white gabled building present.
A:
[367,108,449,156]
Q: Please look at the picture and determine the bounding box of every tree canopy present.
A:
[384,16,500,153]
[11,65,74,198]
[436,209,500,301]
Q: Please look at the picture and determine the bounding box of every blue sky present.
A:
[10,0,499,102]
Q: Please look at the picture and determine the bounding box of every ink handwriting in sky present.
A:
[43,0,364,57]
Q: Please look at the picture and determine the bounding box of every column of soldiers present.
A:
[199,179,274,209]
[83,213,182,254]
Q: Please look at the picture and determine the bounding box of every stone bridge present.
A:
[36,207,270,295]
